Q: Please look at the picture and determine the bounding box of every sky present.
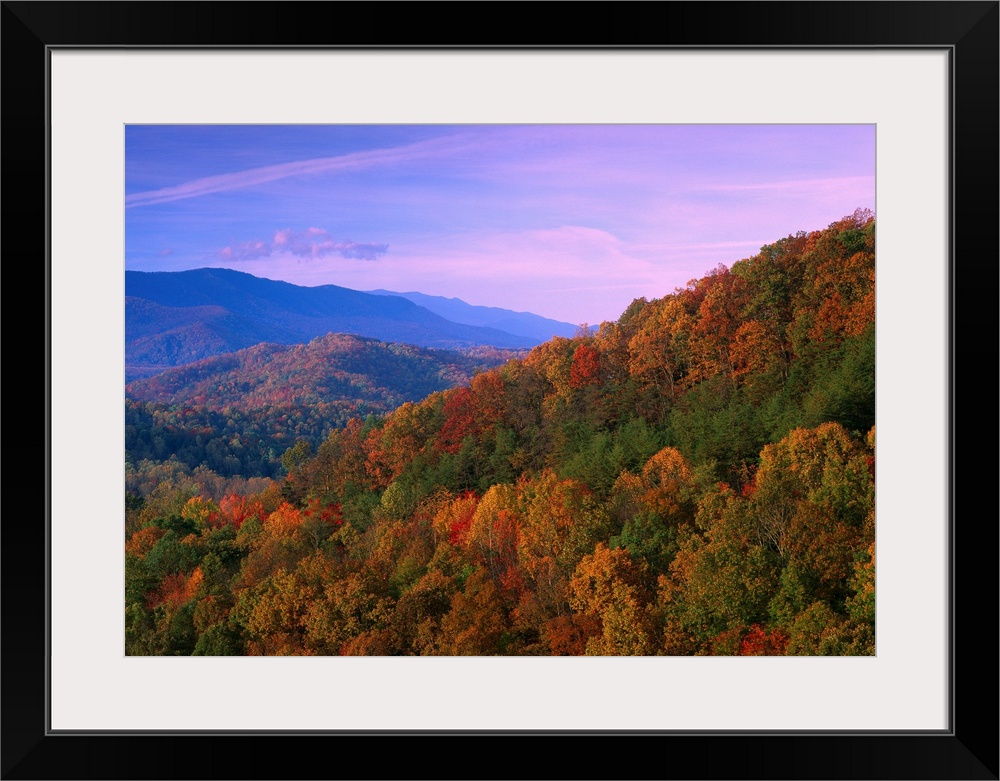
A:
[125,125,875,326]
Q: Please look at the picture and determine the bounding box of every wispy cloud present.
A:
[219,228,388,262]
[125,135,477,208]
[631,239,765,253]
[699,175,874,194]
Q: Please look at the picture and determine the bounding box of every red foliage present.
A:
[449,491,479,546]
[739,624,789,656]
[569,344,602,389]
[436,386,478,454]
[303,498,343,528]
[498,562,525,599]
[219,494,266,529]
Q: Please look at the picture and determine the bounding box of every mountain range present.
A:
[366,289,580,342]
[125,268,576,382]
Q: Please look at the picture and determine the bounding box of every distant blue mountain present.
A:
[367,289,580,342]
[125,268,540,381]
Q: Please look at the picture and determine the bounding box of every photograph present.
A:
[123,123,877,658]
[4,0,995,777]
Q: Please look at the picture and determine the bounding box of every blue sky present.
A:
[125,125,874,325]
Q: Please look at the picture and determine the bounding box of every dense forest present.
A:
[125,210,876,656]
[125,338,524,485]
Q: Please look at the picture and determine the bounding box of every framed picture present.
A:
[5,2,996,778]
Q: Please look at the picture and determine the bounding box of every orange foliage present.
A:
[431,491,480,547]
[469,371,506,426]
[364,399,443,487]
[149,567,204,610]
[125,526,165,558]
[729,320,782,384]
[264,503,304,536]
[540,614,601,656]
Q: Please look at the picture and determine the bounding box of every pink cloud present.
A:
[699,175,874,194]
[218,228,388,262]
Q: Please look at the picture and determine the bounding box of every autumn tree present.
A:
[437,568,511,655]
[569,543,658,655]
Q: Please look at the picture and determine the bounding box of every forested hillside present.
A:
[125,210,876,656]
[126,336,524,485]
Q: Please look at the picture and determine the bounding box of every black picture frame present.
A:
[3,2,997,779]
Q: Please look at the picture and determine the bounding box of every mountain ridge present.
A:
[125,267,544,380]
[367,288,580,342]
